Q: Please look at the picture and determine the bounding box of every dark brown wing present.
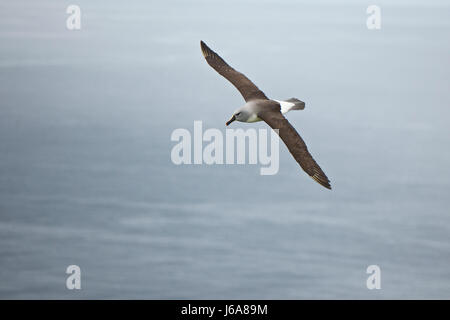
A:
[200,41,268,102]
[259,109,331,189]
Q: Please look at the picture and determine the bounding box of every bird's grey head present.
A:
[226,107,251,126]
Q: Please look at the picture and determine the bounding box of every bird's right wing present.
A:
[200,41,268,102]
[258,109,331,189]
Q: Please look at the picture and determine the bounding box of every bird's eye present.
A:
[236,112,241,116]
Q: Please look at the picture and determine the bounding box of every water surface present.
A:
[0,0,449,298]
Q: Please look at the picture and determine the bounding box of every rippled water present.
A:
[0,0,449,298]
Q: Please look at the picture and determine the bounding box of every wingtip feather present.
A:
[200,40,210,58]
[311,174,332,190]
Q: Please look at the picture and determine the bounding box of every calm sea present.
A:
[0,0,449,298]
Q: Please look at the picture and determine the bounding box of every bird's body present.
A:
[200,41,331,189]
[234,98,305,123]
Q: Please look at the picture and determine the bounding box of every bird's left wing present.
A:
[258,109,331,189]
[200,41,268,102]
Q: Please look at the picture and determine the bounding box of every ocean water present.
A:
[0,0,449,299]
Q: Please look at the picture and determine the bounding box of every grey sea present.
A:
[0,0,449,299]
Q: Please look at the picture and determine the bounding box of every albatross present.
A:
[200,41,331,189]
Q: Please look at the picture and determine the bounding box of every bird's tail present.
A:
[284,98,305,110]
[276,98,305,114]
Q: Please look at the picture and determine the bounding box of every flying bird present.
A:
[200,41,331,189]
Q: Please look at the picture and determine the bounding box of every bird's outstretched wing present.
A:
[259,109,331,189]
[200,41,268,102]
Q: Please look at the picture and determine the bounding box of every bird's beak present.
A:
[226,115,236,126]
